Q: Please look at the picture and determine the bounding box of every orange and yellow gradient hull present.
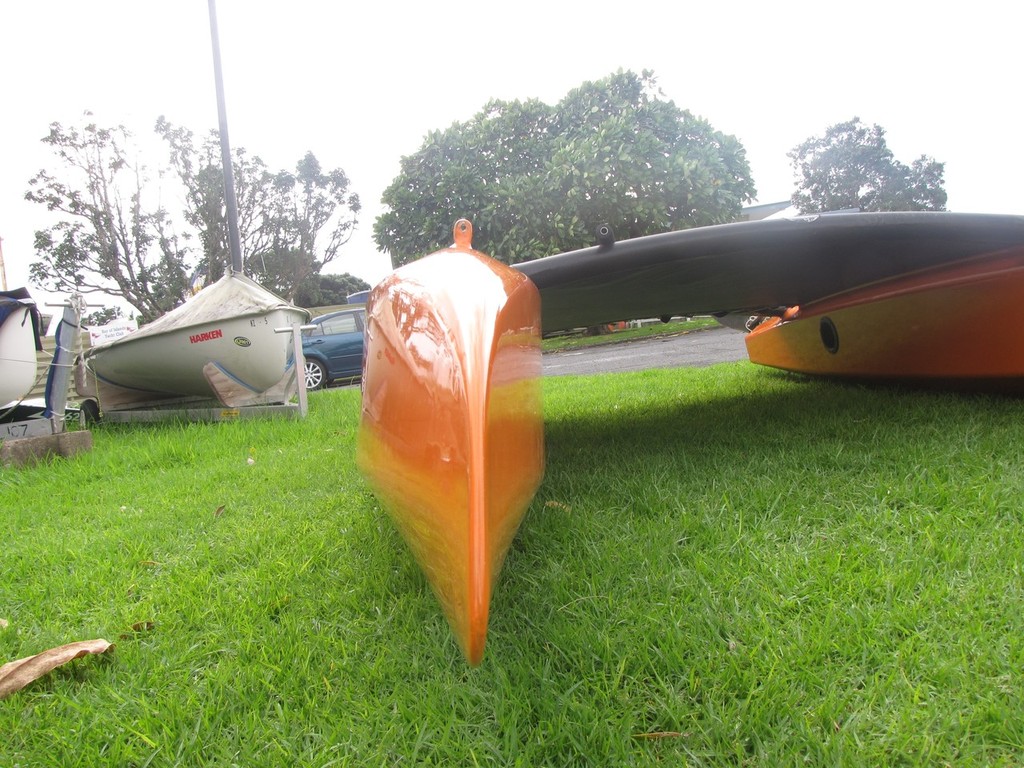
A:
[356,221,544,664]
[746,247,1024,389]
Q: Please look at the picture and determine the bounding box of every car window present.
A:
[320,313,359,336]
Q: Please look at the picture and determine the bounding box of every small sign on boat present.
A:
[87,319,137,346]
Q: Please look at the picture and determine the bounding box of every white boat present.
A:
[78,273,310,409]
[74,4,315,415]
[0,288,42,406]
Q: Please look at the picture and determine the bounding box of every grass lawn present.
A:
[2,363,1024,765]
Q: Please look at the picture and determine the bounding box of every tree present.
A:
[155,117,278,285]
[28,115,363,319]
[259,152,361,301]
[374,70,756,266]
[83,306,124,326]
[789,118,947,213]
[294,273,371,308]
[156,120,361,302]
[26,118,192,322]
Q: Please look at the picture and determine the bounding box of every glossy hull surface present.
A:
[357,221,544,664]
[746,247,1024,387]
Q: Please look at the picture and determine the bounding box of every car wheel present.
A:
[304,359,328,391]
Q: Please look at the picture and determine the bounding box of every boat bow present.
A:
[357,220,544,664]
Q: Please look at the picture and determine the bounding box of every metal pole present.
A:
[207,0,244,274]
[0,236,7,291]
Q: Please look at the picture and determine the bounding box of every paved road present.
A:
[542,326,748,377]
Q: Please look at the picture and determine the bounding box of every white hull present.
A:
[86,307,306,396]
[81,274,309,407]
[0,297,39,406]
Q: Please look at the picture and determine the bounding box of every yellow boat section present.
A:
[357,220,544,664]
[746,246,1024,386]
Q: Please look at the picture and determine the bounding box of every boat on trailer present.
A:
[78,273,310,410]
[75,1,312,416]
[0,288,42,407]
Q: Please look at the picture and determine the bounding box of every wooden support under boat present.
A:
[357,220,544,665]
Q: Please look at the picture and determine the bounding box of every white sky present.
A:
[2,0,1021,309]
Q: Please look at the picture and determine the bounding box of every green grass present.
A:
[541,317,719,352]
[3,364,1024,765]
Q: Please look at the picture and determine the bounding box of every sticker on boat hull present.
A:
[233,336,252,348]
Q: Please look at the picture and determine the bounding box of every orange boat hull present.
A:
[746,247,1024,388]
[356,221,544,664]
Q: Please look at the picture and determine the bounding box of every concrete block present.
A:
[0,430,93,468]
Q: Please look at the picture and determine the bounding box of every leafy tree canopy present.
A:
[27,114,361,321]
[374,70,756,266]
[155,117,278,286]
[155,118,361,302]
[26,118,192,321]
[83,306,125,327]
[789,117,947,213]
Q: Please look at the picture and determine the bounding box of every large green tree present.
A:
[26,118,192,321]
[374,70,756,266]
[789,117,947,213]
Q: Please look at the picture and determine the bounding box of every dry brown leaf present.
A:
[214,504,225,517]
[119,621,155,640]
[544,501,572,512]
[0,638,113,699]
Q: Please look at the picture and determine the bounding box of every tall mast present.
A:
[207,0,244,274]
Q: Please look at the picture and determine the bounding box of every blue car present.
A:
[301,308,366,390]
